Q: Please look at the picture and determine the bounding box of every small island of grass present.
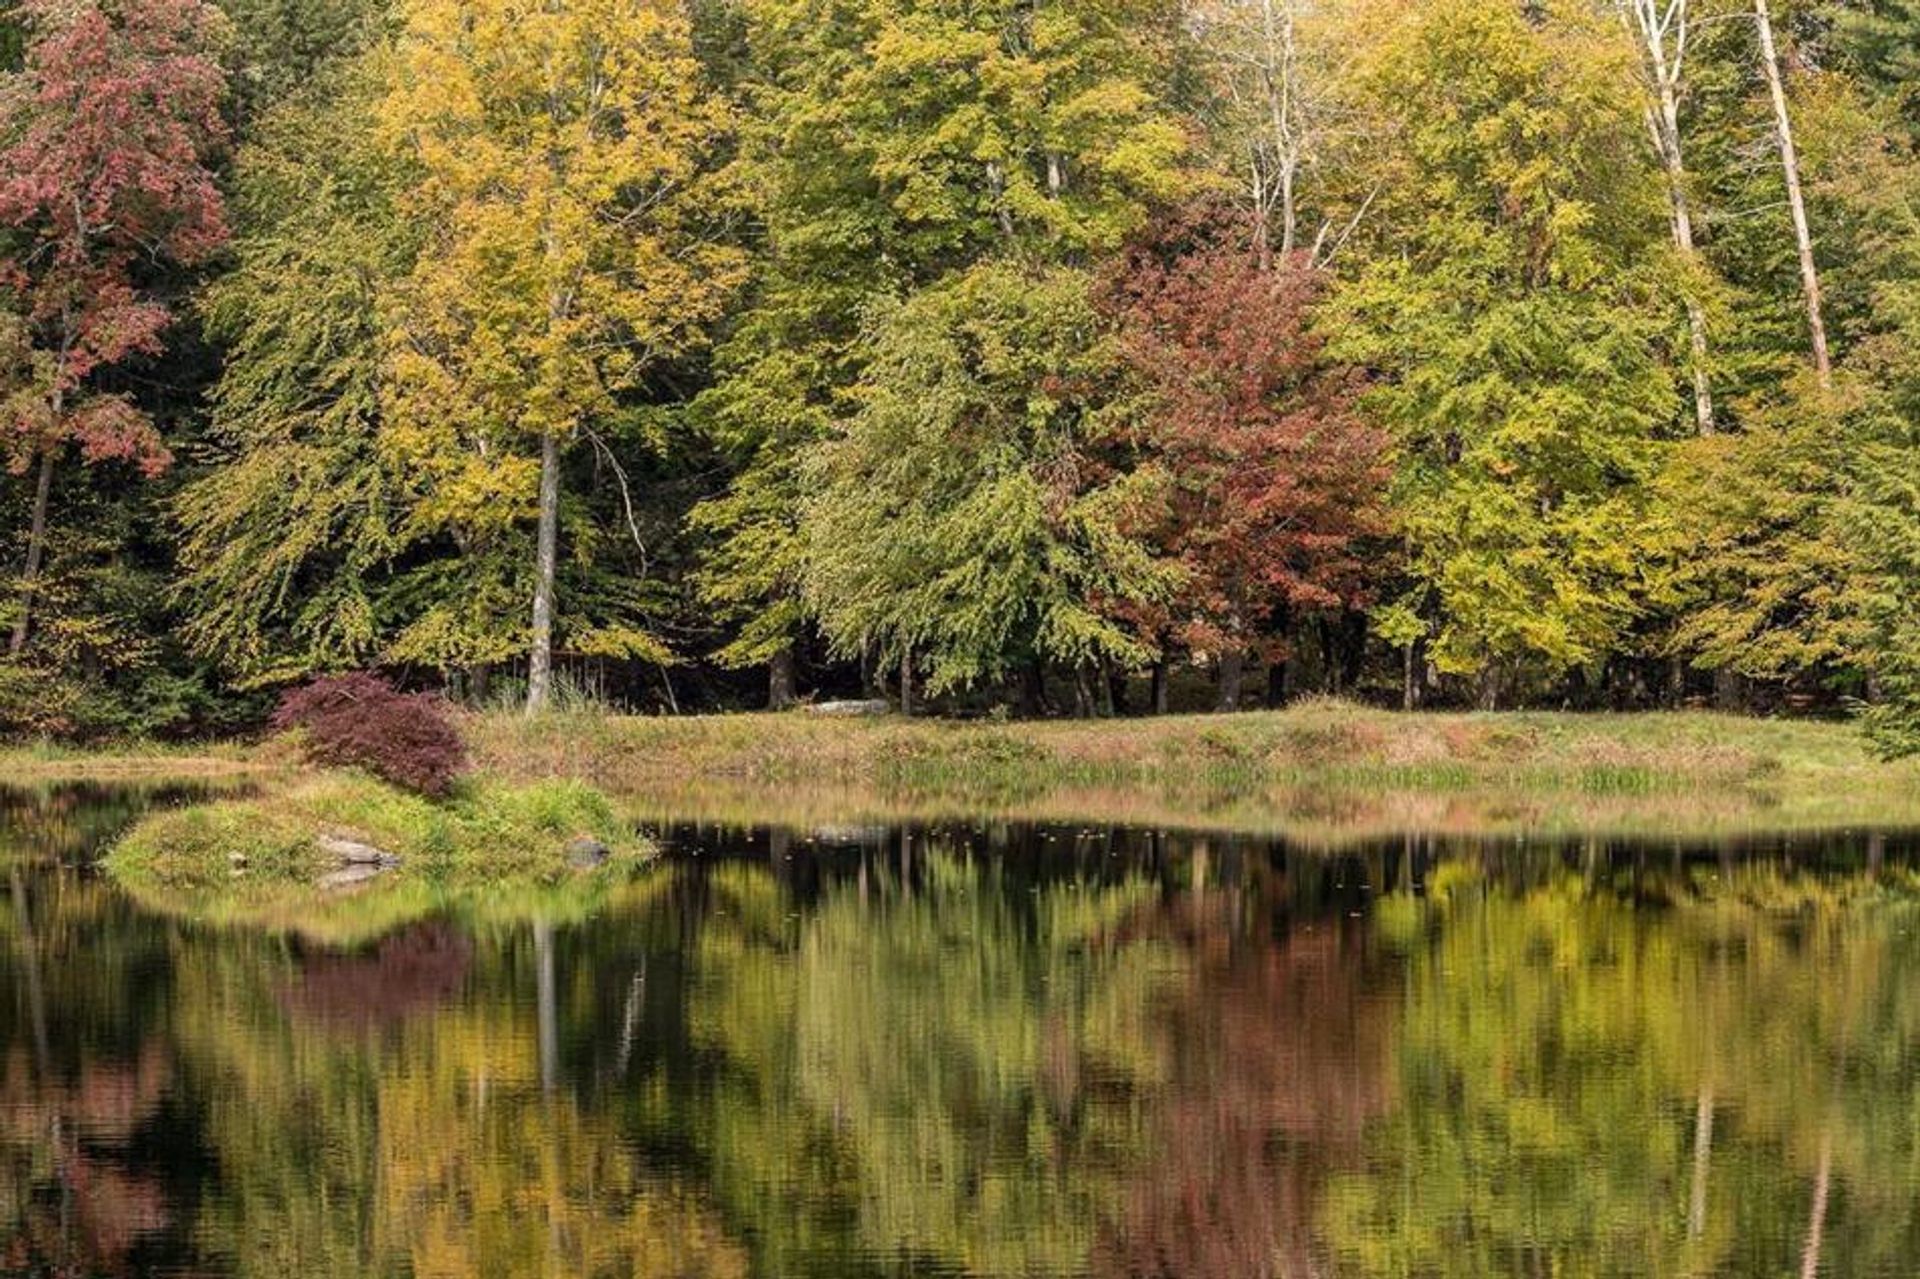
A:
[104,772,654,943]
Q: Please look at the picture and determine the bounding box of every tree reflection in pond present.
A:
[6,786,1920,1276]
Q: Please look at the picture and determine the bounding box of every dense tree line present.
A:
[3,0,1920,736]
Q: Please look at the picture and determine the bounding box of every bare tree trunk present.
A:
[899,649,914,717]
[1267,656,1290,709]
[1072,665,1096,718]
[1627,0,1716,432]
[526,430,562,714]
[1150,659,1170,715]
[1754,0,1832,387]
[768,645,797,710]
[8,449,55,660]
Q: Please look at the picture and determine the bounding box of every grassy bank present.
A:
[0,737,285,779]
[467,701,1920,840]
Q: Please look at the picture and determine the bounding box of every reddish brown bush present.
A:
[271,673,468,796]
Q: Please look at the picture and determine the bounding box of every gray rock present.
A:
[805,699,892,717]
[317,834,397,864]
[566,836,612,869]
[318,863,390,891]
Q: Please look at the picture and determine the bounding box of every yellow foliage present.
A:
[377,0,747,530]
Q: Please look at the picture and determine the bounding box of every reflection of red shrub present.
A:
[272,673,467,796]
[280,923,473,1031]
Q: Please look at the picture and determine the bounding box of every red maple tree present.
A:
[1110,212,1391,701]
[0,0,228,655]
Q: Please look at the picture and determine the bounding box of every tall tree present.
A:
[0,0,227,658]
[1110,214,1390,709]
[1753,0,1833,385]
[803,262,1172,699]
[692,0,1191,705]
[1188,0,1352,263]
[174,62,414,685]
[378,0,744,712]
[1328,0,1683,701]
[1621,0,1718,433]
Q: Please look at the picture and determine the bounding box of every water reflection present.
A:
[3,784,1920,1276]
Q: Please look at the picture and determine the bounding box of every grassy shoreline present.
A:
[15,703,1920,842]
[467,700,1889,783]
[464,702,1920,840]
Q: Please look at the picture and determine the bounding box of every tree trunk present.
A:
[1402,643,1417,711]
[1021,660,1051,717]
[1799,1129,1832,1279]
[8,449,56,660]
[768,645,797,710]
[1072,665,1097,718]
[899,649,914,717]
[1476,666,1502,711]
[526,429,561,715]
[1688,1089,1714,1240]
[1150,659,1170,715]
[1754,0,1832,387]
[1630,0,1716,432]
[1216,651,1245,712]
[1267,657,1290,709]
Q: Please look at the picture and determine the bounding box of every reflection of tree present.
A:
[169,912,749,1277]
[1090,887,1394,1278]
[669,844,1180,1276]
[277,922,472,1031]
[1327,861,1920,1277]
[0,793,188,1275]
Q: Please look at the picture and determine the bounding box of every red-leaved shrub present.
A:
[272,673,467,796]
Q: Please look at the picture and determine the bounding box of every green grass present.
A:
[103,772,656,942]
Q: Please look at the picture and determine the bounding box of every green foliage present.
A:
[690,0,1194,670]
[803,260,1173,692]
[1329,0,1682,685]
[1844,283,1920,753]
[176,63,414,685]
[1827,0,1920,143]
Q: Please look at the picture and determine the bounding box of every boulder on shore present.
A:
[805,699,891,717]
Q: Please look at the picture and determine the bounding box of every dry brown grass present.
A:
[463,701,1920,842]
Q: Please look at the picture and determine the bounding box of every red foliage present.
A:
[1109,211,1392,659]
[272,673,469,796]
[0,0,228,475]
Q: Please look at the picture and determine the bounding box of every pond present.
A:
[3,781,1919,1276]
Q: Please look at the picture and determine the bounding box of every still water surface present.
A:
[3,783,1920,1276]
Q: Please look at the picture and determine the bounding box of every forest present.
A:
[2,0,1919,741]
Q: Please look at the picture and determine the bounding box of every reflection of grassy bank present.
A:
[470,702,1920,842]
[104,773,655,944]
